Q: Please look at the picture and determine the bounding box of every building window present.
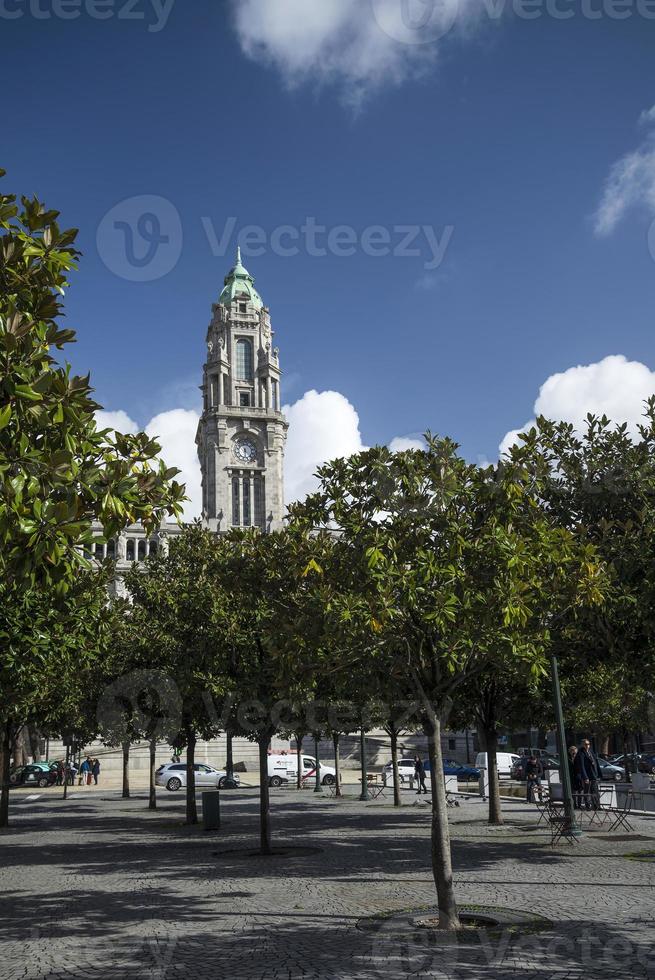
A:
[126,539,135,561]
[149,540,158,556]
[243,479,251,526]
[94,541,104,560]
[448,738,457,751]
[239,302,247,313]
[239,391,250,407]
[236,339,253,381]
[106,539,116,560]
[232,477,240,526]
[138,539,147,561]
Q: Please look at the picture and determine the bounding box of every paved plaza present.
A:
[2,786,655,980]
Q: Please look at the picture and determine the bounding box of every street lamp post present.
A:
[359,727,369,801]
[313,734,322,793]
[550,654,581,838]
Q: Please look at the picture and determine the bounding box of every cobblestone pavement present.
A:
[1,787,655,980]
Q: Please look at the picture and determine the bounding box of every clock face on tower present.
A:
[234,438,257,463]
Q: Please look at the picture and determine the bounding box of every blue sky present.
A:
[3,1,655,510]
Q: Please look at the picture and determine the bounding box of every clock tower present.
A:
[196,249,288,532]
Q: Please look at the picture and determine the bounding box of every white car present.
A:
[155,762,240,792]
[382,758,422,786]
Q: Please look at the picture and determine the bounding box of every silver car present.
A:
[155,763,240,792]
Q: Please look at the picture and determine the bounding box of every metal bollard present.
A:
[202,791,221,831]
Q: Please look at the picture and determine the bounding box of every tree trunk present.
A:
[0,720,12,829]
[426,712,461,930]
[390,728,401,807]
[485,728,503,825]
[295,733,303,790]
[333,733,342,798]
[258,734,272,855]
[599,733,610,757]
[225,731,235,786]
[62,743,69,801]
[13,726,26,768]
[185,730,198,824]
[28,726,42,763]
[122,741,130,799]
[148,739,157,810]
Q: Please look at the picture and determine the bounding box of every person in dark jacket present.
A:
[574,739,601,809]
[525,754,544,803]
[92,758,101,785]
[568,746,583,809]
[414,755,428,794]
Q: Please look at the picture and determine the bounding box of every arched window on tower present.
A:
[138,539,147,561]
[236,339,253,381]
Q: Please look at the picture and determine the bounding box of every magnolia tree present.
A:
[0,570,114,824]
[508,408,655,769]
[0,173,184,821]
[123,526,227,824]
[290,436,603,929]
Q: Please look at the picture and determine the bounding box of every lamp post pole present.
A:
[550,654,581,837]
[313,735,322,793]
[359,727,369,801]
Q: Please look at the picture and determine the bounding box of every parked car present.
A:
[12,764,58,788]
[382,758,418,785]
[510,755,560,781]
[267,753,336,787]
[442,759,480,781]
[155,763,241,792]
[597,759,625,781]
[474,752,521,778]
[609,754,655,775]
[9,762,54,784]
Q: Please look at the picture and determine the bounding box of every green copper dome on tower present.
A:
[218,247,263,310]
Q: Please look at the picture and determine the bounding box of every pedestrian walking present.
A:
[55,761,64,787]
[414,755,428,794]
[525,753,544,803]
[574,739,601,809]
[79,757,90,786]
[568,746,583,809]
[92,758,100,785]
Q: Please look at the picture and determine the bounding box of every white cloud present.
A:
[146,409,202,520]
[230,0,472,105]
[594,105,655,236]
[282,389,366,502]
[389,435,425,452]
[95,409,139,435]
[499,354,655,456]
[99,390,425,518]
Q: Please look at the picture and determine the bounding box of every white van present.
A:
[267,753,336,787]
[474,752,520,778]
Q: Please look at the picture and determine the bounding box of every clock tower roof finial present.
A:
[219,246,263,310]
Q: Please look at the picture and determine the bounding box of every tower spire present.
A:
[236,244,242,265]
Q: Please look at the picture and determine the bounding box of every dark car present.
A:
[13,765,58,788]
[442,759,481,781]
[511,756,559,781]
[609,754,655,775]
